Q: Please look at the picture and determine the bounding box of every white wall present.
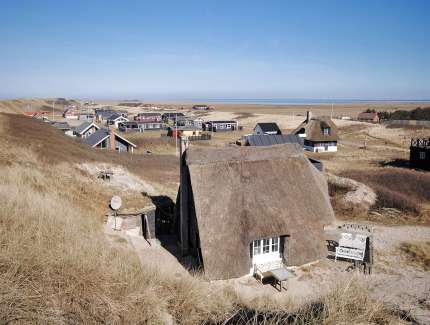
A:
[304,145,337,153]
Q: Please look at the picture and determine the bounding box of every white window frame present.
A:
[252,237,280,257]
[420,151,426,160]
[251,237,282,272]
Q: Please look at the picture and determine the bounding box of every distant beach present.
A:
[181,98,430,105]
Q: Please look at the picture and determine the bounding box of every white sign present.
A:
[339,233,367,250]
[335,246,365,261]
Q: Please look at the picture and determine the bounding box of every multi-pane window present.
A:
[252,237,280,256]
[420,151,426,160]
[253,240,261,255]
[323,127,330,135]
[271,237,279,252]
[263,239,270,253]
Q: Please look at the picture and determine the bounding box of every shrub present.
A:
[399,241,430,271]
[341,168,430,216]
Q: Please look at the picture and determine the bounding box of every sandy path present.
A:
[220,223,430,323]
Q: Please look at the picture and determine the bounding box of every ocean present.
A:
[182,98,430,105]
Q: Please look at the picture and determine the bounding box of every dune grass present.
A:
[0,112,413,324]
[399,241,430,271]
[340,168,430,224]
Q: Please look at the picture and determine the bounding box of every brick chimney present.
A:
[109,127,116,150]
[306,111,312,123]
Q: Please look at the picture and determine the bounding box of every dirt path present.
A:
[222,223,430,323]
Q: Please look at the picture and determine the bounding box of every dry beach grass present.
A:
[0,105,424,324]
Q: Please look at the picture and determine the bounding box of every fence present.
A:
[187,134,211,141]
[384,120,430,127]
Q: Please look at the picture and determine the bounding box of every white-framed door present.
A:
[251,237,281,267]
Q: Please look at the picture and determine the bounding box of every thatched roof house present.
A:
[177,143,335,280]
[292,112,338,152]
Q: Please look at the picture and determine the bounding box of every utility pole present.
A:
[331,103,334,119]
[175,113,178,157]
[52,100,55,121]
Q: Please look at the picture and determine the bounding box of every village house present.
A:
[292,112,338,152]
[82,128,136,153]
[410,138,430,171]
[203,120,239,132]
[239,134,323,171]
[357,111,379,123]
[137,121,164,131]
[51,121,73,136]
[74,121,100,138]
[175,116,204,129]
[162,112,185,123]
[253,122,282,135]
[192,104,210,110]
[106,113,129,128]
[95,108,128,123]
[95,109,116,122]
[167,127,204,139]
[118,121,140,132]
[134,112,162,123]
[63,108,80,120]
[176,144,335,280]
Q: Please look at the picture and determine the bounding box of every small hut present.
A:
[410,138,430,170]
[177,144,335,280]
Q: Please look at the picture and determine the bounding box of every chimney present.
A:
[306,111,312,123]
[109,127,116,150]
[180,137,190,157]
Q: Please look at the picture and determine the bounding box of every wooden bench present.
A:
[254,260,283,283]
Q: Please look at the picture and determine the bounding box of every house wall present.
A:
[114,137,131,152]
[304,141,337,153]
[205,122,238,132]
[138,122,163,130]
[254,125,278,135]
[254,125,264,135]
[410,147,430,170]
[82,126,98,138]
[114,118,128,128]
[96,138,109,149]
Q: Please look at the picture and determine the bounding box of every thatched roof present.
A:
[292,117,338,142]
[184,144,335,279]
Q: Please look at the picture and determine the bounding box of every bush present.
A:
[341,168,430,216]
[378,107,430,121]
[399,241,430,271]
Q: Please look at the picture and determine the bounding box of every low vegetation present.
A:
[340,168,430,224]
[3,113,179,184]
[328,181,368,220]
[375,106,430,121]
[399,241,430,271]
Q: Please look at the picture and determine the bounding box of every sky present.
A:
[0,0,429,100]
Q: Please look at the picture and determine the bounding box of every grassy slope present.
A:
[0,112,410,324]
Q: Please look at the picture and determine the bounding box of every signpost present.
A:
[335,246,365,261]
[335,232,367,262]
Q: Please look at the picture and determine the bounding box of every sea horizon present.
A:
[114,97,430,106]
[183,98,430,105]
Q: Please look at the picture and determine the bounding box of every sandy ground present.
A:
[105,217,430,323]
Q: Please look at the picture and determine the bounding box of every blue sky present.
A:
[0,0,429,100]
